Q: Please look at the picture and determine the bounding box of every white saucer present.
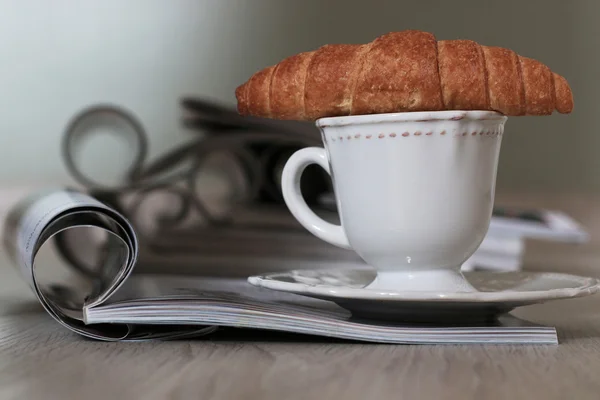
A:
[248,268,600,323]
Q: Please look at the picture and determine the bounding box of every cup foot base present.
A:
[365,269,477,293]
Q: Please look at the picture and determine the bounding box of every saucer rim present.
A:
[248,270,600,304]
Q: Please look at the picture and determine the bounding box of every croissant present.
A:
[235,30,573,121]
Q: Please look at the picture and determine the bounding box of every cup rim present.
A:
[316,110,507,128]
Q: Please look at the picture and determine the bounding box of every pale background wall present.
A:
[0,0,594,192]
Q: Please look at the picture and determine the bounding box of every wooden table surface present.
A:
[2,192,600,400]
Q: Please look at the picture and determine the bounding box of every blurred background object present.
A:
[53,97,360,276]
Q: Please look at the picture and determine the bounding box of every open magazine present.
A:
[2,189,559,344]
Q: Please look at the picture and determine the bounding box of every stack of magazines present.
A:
[2,189,575,345]
[463,207,589,272]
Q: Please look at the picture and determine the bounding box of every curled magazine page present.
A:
[3,189,144,339]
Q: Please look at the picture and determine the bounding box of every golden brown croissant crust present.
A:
[235,30,573,120]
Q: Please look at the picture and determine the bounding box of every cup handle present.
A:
[281,147,351,249]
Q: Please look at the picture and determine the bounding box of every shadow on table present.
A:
[203,327,366,345]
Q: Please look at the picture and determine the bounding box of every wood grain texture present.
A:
[1,193,600,400]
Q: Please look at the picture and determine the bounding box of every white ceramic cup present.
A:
[281,110,507,292]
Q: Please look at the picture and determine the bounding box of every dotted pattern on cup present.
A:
[329,129,502,142]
